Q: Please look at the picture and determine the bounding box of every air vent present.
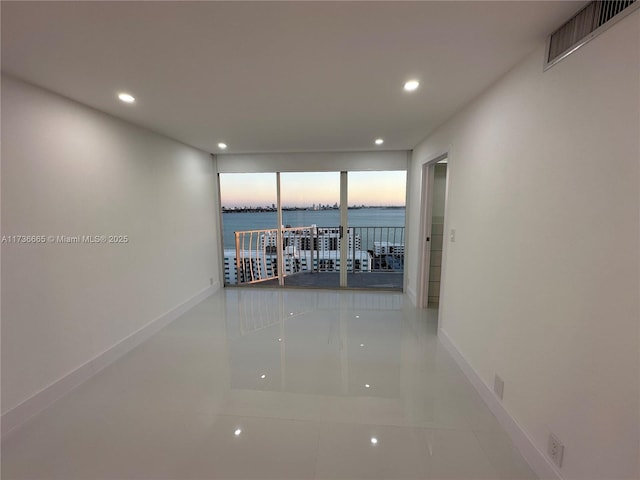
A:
[545,0,639,69]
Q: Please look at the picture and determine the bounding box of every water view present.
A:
[219,172,407,288]
[221,207,405,249]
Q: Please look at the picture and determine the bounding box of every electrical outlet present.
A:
[548,433,564,468]
[494,375,504,400]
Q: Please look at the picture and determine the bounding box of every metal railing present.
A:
[233,226,313,284]
[349,226,405,271]
[230,225,404,285]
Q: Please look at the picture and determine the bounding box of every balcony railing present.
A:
[226,226,404,287]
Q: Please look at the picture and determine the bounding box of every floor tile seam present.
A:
[469,427,526,480]
[214,412,483,435]
[312,417,322,480]
[432,340,506,433]
[313,419,477,433]
[470,423,539,474]
[206,412,323,479]
[17,405,494,434]
[216,412,321,427]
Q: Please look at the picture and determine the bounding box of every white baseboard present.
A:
[438,328,563,480]
[1,283,219,438]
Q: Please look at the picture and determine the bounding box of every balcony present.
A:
[224,226,404,290]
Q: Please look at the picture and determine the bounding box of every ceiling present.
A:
[1,1,584,154]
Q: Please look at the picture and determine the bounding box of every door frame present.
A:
[417,153,449,308]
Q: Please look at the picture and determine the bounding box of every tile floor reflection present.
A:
[2,288,536,479]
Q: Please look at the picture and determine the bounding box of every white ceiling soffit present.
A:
[1,1,585,154]
[216,151,409,173]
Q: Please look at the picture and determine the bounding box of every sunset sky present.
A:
[220,171,407,208]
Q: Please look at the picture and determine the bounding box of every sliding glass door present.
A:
[219,170,405,290]
[219,173,277,285]
[280,172,341,288]
[346,171,406,289]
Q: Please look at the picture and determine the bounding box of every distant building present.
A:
[373,241,404,256]
[260,226,361,252]
[225,225,404,284]
[224,248,371,284]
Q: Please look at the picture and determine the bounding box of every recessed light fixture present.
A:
[370,437,378,445]
[260,374,266,379]
[374,138,384,146]
[118,92,135,103]
[360,343,365,347]
[234,428,242,436]
[218,142,228,150]
[365,384,371,388]
[403,80,420,92]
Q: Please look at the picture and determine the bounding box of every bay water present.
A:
[222,207,405,249]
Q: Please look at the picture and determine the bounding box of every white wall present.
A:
[1,76,221,417]
[406,11,639,480]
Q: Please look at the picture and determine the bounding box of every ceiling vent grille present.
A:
[545,0,639,69]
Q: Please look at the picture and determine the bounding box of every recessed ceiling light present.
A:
[234,428,242,436]
[260,374,266,379]
[118,92,135,103]
[403,80,420,92]
[360,343,365,347]
[374,138,384,146]
[218,142,228,150]
[370,437,378,445]
[365,384,371,388]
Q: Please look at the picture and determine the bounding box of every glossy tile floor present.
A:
[257,272,404,290]
[2,288,536,479]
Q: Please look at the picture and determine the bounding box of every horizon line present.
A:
[221,204,406,209]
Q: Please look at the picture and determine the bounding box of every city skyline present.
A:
[219,171,407,208]
[221,204,405,211]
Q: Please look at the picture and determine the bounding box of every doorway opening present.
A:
[418,155,449,309]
